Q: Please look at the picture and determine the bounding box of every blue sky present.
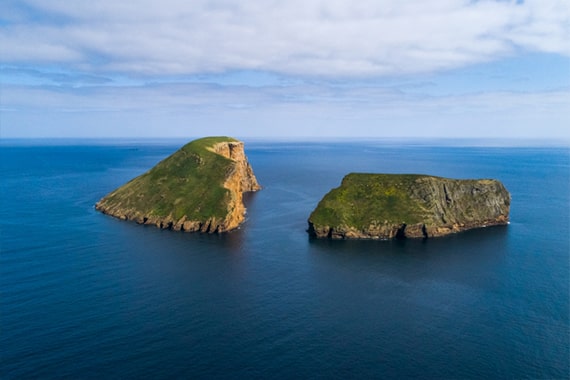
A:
[1,0,569,140]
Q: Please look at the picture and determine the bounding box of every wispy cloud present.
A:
[0,67,113,85]
[2,80,568,138]
[2,0,568,76]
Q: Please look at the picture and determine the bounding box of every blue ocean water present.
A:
[1,140,568,379]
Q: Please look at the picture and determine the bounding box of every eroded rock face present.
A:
[210,141,261,193]
[214,141,261,232]
[95,137,260,233]
[308,174,510,240]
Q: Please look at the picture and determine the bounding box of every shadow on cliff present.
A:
[242,190,259,209]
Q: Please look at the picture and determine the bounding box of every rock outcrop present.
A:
[308,173,510,239]
[96,137,260,233]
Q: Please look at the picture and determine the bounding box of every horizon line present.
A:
[2,136,569,148]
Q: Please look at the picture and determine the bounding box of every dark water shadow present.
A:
[242,190,259,208]
[307,224,510,284]
[308,224,509,254]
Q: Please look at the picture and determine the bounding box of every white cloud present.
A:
[1,0,568,140]
[1,0,568,76]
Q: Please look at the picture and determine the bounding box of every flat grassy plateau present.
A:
[309,173,433,229]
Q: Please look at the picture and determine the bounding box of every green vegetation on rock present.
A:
[96,136,260,233]
[308,173,510,239]
[310,174,428,229]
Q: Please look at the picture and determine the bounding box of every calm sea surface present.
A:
[1,140,568,379]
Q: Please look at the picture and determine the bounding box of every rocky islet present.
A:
[96,136,260,233]
[307,173,511,239]
[97,138,511,239]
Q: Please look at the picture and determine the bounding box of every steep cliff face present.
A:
[95,137,260,233]
[210,141,261,193]
[207,141,261,231]
[308,173,510,240]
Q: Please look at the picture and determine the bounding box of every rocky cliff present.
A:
[308,173,510,239]
[96,137,260,233]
